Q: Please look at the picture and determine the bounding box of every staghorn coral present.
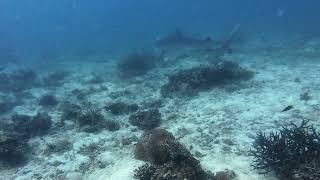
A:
[250,120,320,179]
[161,61,253,97]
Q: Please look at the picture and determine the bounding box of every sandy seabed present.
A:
[1,35,320,180]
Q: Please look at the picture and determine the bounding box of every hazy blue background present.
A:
[1,0,320,61]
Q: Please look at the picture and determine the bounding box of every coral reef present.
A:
[105,102,139,115]
[0,69,38,92]
[134,129,214,180]
[161,61,253,97]
[77,107,120,132]
[77,108,105,133]
[39,94,59,107]
[117,51,163,78]
[291,161,320,180]
[42,138,72,155]
[30,113,52,136]
[105,119,121,131]
[0,130,30,167]
[129,108,162,130]
[214,169,237,180]
[12,113,52,138]
[87,74,105,84]
[59,101,82,121]
[250,120,320,179]
[42,71,69,87]
[300,92,312,101]
[0,95,18,114]
[78,142,104,159]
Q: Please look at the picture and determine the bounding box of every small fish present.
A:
[281,105,293,112]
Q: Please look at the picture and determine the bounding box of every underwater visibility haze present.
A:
[1,0,320,180]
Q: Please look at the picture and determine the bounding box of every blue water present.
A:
[1,0,320,61]
[1,1,320,179]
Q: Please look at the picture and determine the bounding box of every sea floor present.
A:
[1,35,320,180]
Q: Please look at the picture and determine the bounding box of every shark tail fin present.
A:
[221,24,241,52]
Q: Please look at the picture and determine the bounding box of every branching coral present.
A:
[250,120,320,179]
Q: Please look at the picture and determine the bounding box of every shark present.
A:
[155,24,241,55]
[155,29,215,50]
